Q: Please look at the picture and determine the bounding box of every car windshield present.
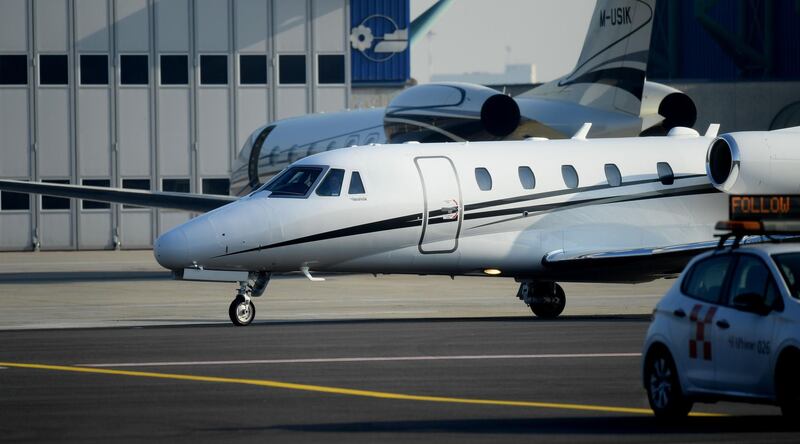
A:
[773,252,800,299]
[261,166,322,197]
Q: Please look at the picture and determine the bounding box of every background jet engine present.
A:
[384,83,521,143]
[640,81,697,135]
[706,128,800,194]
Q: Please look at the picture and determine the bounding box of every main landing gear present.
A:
[228,272,271,326]
[517,281,566,319]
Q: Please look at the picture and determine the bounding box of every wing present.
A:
[541,239,735,283]
[0,179,237,213]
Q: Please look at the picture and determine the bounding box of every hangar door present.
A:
[415,157,462,254]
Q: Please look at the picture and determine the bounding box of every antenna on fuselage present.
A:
[571,123,592,140]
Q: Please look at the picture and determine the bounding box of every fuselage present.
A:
[156,133,726,282]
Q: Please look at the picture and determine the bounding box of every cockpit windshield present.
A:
[260,166,323,197]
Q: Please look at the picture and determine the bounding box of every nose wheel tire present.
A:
[644,348,692,419]
[229,296,256,326]
[529,283,566,319]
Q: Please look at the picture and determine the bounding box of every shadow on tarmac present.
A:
[259,415,798,435]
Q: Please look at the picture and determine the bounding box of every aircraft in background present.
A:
[152,124,800,325]
[0,0,698,210]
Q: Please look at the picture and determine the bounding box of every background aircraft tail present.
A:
[533,0,656,116]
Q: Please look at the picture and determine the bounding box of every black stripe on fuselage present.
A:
[219,175,715,257]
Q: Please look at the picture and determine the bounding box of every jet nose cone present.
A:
[154,227,189,270]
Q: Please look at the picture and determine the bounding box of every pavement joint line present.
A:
[80,352,644,368]
[0,361,724,417]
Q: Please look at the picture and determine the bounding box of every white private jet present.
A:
[151,125,800,325]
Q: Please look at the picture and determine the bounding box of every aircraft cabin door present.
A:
[415,156,462,253]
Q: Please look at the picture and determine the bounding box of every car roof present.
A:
[699,241,800,259]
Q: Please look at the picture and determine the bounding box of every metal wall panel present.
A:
[313,0,345,52]
[350,0,410,84]
[76,88,112,177]
[35,0,70,52]
[0,213,33,250]
[0,0,29,52]
[121,211,153,248]
[274,0,307,52]
[37,89,72,178]
[115,0,150,52]
[39,212,74,250]
[314,87,346,113]
[0,90,31,177]
[235,0,269,52]
[75,0,110,52]
[236,88,268,154]
[275,88,308,119]
[158,211,190,236]
[118,89,151,177]
[155,0,190,52]
[197,89,232,176]
[78,212,113,249]
[157,89,192,177]
[196,0,230,52]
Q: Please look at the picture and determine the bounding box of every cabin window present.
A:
[316,169,345,196]
[0,55,27,85]
[120,55,148,85]
[265,166,322,197]
[475,168,492,191]
[80,55,108,85]
[1,190,30,210]
[561,165,579,189]
[160,55,188,85]
[41,180,70,210]
[604,164,622,187]
[39,55,69,85]
[349,172,365,194]
[81,179,110,209]
[518,166,536,190]
[657,162,674,185]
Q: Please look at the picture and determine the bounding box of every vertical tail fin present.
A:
[536,0,656,116]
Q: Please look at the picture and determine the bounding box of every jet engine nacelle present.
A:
[640,81,697,135]
[384,83,521,143]
[706,128,800,194]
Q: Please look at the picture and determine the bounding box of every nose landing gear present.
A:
[517,281,566,319]
[229,272,270,326]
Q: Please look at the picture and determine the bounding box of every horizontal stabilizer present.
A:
[0,180,236,213]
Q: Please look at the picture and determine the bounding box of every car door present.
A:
[674,253,735,391]
[712,253,779,396]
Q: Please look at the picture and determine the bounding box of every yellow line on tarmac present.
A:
[0,361,723,417]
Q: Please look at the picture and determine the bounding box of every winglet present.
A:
[571,123,592,140]
[704,124,720,138]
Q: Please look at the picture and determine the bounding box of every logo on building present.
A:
[350,14,408,62]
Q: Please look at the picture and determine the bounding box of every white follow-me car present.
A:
[642,241,800,418]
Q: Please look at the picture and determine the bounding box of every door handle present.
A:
[440,206,458,214]
[673,309,686,318]
[716,319,730,329]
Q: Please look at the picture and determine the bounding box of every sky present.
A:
[410,0,596,83]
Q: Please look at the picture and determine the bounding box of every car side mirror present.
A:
[732,292,771,316]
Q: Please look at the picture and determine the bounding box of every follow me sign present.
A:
[350,0,410,85]
[730,195,800,221]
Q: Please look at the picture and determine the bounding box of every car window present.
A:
[774,252,800,299]
[315,169,344,196]
[264,166,322,197]
[728,255,773,308]
[682,255,733,304]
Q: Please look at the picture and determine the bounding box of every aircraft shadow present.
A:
[257,415,798,435]
[0,271,172,283]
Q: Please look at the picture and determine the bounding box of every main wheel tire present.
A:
[529,283,566,319]
[229,296,256,326]
[776,349,800,418]
[644,347,692,419]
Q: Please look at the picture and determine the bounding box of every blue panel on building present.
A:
[350,0,410,85]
